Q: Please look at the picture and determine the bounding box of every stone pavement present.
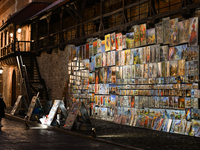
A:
[73,118,200,150]
[0,118,130,150]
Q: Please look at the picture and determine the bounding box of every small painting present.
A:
[105,34,111,51]
[162,17,170,44]
[116,33,122,51]
[126,32,134,48]
[155,22,163,44]
[189,17,198,46]
[146,28,155,44]
[178,20,189,44]
[134,25,140,47]
[140,23,146,46]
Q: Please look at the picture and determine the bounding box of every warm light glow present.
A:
[0,67,3,74]
[17,28,21,33]
[10,33,13,38]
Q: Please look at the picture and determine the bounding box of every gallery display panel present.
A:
[67,16,200,137]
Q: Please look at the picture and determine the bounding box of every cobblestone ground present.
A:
[73,118,200,150]
[0,118,130,150]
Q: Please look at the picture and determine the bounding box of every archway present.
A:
[11,70,16,106]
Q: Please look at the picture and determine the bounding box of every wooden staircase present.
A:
[17,51,49,107]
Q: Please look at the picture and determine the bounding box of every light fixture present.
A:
[0,67,3,74]
[10,33,13,38]
[17,28,21,33]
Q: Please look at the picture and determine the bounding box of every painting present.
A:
[126,32,134,48]
[105,34,111,51]
[116,33,122,51]
[155,22,163,44]
[178,20,189,44]
[146,28,155,44]
[162,17,170,44]
[111,32,116,50]
[134,25,140,47]
[140,24,146,46]
[170,18,178,46]
[189,17,198,46]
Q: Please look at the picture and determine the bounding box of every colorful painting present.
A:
[189,17,198,46]
[160,46,168,61]
[138,48,143,64]
[134,49,139,64]
[146,28,155,44]
[93,40,97,55]
[170,18,178,46]
[116,33,122,51]
[91,56,96,72]
[174,45,187,60]
[95,53,102,68]
[97,39,101,53]
[101,40,105,53]
[122,35,126,49]
[170,61,177,77]
[162,17,170,44]
[102,53,107,67]
[111,32,116,50]
[146,46,150,63]
[142,47,146,63]
[105,34,111,51]
[140,24,146,46]
[125,50,131,65]
[155,22,163,44]
[115,51,119,66]
[126,32,134,48]
[134,25,140,47]
[89,44,93,57]
[107,52,111,66]
[178,59,185,76]
[111,51,116,66]
[178,20,189,44]
[187,46,199,61]
[168,47,175,61]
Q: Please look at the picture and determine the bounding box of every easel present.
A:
[10,95,28,116]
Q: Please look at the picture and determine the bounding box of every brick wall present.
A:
[36,47,69,101]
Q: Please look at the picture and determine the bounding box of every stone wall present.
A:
[36,47,69,101]
[2,65,20,107]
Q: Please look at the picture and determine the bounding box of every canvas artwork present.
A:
[103,68,107,83]
[170,18,178,46]
[111,67,116,83]
[89,44,93,57]
[125,50,131,65]
[162,17,170,44]
[105,34,111,51]
[160,46,168,61]
[150,45,156,62]
[178,98,185,109]
[99,68,104,83]
[111,51,116,66]
[144,64,148,78]
[101,40,105,53]
[91,56,96,72]
[97,39,101,53]
[140,24,146,46]
[130,49,134,65]
[135,64,140,78]
[126,32,134,48]
[185,98,191,108]
[95,53,102,68]
[134,49,139,64]
[189,17,198,46]
[107,52,111,66]
[127,65,132,79]
[142,47,147,64]
[146,46,150,63]
[178,20,189,44]
[93,40,97,55]
[111,32,116,50]
[152,63,157,78]
[170,61,178,76]
[121,50,125,66]
[138,48,143,64]
[158,62,162,77]
[187,46,199,61]
[132,65,135,78]
[102,53,107,67]
[139,64,144,78]
[178,59,185,76]
[149,63,153,78]
[115,51,119,66]
[155,22,163,44]
[85,44,89,59]
[134,25,140,47]
[165,61,170,77]
[146,28,155,44]
[116,33,122,51]
[169,47,175,61]
[174,45,187,60]
[107,67,112,83]
[122,35,127,49]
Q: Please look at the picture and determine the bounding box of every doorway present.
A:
[11,70,16,106]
